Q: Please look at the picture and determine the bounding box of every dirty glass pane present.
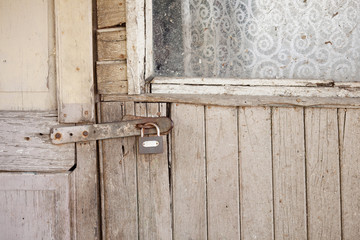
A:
[153,0,360,81]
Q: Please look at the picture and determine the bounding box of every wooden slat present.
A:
[0,173,70,239]
[97,28,127,61]
[272,107,307,240]
[55,0,95,123]
[96,61,127,94]
[136,103,172,239]
[171,104,207,239]
[102,93,360,109]
[126,0,145,94]
[305,108,341,239]
[206,106,240,239]
[152,84,360,98]
[71,141,100,240]
[0,111,74,172]
[341,109,360,239]
[152,77,334,87]
[239,107,274,239]
[100,102,138,239]
[97,0,126,28]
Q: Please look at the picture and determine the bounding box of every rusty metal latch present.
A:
[50,117,173,144]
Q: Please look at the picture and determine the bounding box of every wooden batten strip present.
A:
[126,0,145,94]
[152,77,334,87]
[151,84,360,98]
[97,0,126,28]
[96,61,127,94]
[55,0,95,123]
[97,28,127,61]
[101,93,360,109]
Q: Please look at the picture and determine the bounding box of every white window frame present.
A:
[124,0,360,108]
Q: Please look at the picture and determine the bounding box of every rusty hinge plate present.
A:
[50,117,173,144]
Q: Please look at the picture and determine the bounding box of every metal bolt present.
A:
[55,133,62,140]
[82,131,89,137]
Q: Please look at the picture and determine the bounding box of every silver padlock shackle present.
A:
[141,123,161,137]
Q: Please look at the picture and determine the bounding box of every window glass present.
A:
[153,0,360,81]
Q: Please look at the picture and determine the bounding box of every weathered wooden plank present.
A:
[239,107,274,239]
[0,111,74,172]
[171,104,207,239]
[126,0,145,94]
[55,0,95,123]
[206,106,240,239]
[97,61,127,94]
[305,108,341,239]
[102,94,360,109]
[0,173,70,239]
[71,141,100,240]
[152,84,360,98]
[100,102,138,239]
[136,103,172,240]
[0,0,56,111]
[97,28,127,61]
[341,109,360,239]
[145,0,153,79]
[97,0,126,28]
[272,107,307,240]
[152,77,334,87]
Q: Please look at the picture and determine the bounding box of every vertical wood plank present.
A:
[206,106,240,239]
[136,103,172,240]
[100,102,138,239]
[126,0,145,94]
[305,108,341,239]
[341,109,360,239]
[272,107,307,240]
[55,0,95,123]
[171,104,207,239]
[239,107,274,239]
[73,141,100,240]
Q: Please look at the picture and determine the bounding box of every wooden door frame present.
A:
[55,0,100,239]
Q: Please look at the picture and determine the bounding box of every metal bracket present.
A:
[50,117,173,144]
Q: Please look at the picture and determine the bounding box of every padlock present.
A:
[138,123,163,154]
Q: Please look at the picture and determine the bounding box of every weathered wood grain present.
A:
[152,84,360,98]
[100,102,138,239]
[126,0,145,94]
[239,107,274,239]
[55,0,95,123]
[97,61,127,94]
[97,0,126,28]
[102,93,360,109]
[136,103,172,240]
[171,104,207,239]
[0,173,70,239]
[272,107,307,240]
[71,141,100,240]
[152,77,334,87]
[97,28,127,61]
[340,109,360,239]
[0,111,74,172]
[206,106,240,239]
[305,108,341,239]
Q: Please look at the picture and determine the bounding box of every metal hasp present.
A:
[50,117,173,144]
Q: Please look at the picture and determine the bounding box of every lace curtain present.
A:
[164,0,360,81]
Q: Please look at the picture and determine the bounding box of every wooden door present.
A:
[94,1,360,239]
[0,1,99,239]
